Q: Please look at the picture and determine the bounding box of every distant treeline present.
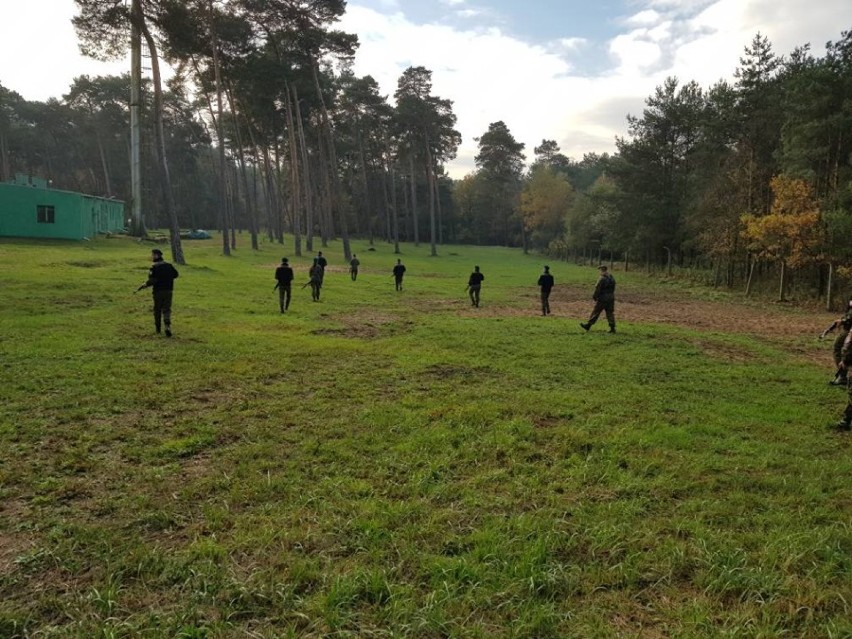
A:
[1,1,850,301]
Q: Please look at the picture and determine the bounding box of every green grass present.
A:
[0,235,850,638]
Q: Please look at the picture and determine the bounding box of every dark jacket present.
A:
[538,273,554,291]
[593,273,615,302]
[468,271,485,287]
[275,265,294,285]
[147,259,179,292]
[393,264,406,279]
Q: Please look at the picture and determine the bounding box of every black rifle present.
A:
[134,283,148,294]
[273,282,280,292]
[830,365,847,385]
[820,321,840,339]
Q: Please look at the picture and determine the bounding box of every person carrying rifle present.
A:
[136,248,179,337]
[274,257,294,312]
[820,296,852,386]
[467,265,484,307]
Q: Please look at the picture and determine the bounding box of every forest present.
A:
[1,1,851,303]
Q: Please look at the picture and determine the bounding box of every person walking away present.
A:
[274,257,294,312]
[308,258,323,302]
[350,254,360,281]
[139,248,179,337]
[393,259,406,291]
[467,265,484,307]
[316,251,328,284]
[538,265,554,316]
[580,265,616,333]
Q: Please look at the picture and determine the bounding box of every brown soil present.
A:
[454,285,835,368]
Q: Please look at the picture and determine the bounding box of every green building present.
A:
[0,174,125,240]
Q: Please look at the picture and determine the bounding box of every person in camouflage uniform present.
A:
[826,297,852,385]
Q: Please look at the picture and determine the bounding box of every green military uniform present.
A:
[275,258,294,312]
[836,332,852,430]
[580,266,616,333]
[538,266,554,316]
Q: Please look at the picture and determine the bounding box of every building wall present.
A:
[0,183,125,240]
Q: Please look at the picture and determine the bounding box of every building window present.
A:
[37,205,55,224]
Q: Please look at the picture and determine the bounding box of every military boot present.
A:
[579,322,590,332]
[835,406,852,431]
[608,324,616,334]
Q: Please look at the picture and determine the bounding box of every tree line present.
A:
[1,2,850,304]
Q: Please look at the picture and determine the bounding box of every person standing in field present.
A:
[349,254,360,281]
[467,265,484,307]
[580,264,616,333]
[537,265,554,316]
[308,257,323,302]
[274,257,294,312]
[138,248,179,337]
[393,259,406,291]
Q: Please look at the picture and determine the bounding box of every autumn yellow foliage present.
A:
[740,175,824,268]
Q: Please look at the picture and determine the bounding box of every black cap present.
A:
[282,257,288,263]
[151,248,163,256]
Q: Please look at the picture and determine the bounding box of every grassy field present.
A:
[0,235,850,638]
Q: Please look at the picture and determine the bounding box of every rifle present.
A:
[273,282,280,292]
[820,321,840,339]
[301,280,313,290]
[830,364,847,385]
[134,283,147,294]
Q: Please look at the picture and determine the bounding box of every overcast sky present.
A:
[1,0,850,178]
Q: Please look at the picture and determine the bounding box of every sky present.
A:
[1,0,851,178]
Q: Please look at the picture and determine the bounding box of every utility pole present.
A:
[129,0,144,236]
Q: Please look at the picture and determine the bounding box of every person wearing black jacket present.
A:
[274,257,294,312]
[139,248,179,337]
[537,265,554,316]
[580,265,616,333]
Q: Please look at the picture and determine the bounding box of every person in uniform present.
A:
[392,259,406,291]
[274,257,294,312]
[580,265,616,333]
[467,266,484,307]
[824,297,852,385]
[835,330,852,430]
[308,257,323,301]
[138,248,179,337]
[537,265,554,316]
[349,254,360,281]
[316,251,328,284]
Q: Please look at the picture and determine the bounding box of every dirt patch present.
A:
[311,310,412,340]
[451,284,831,367]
